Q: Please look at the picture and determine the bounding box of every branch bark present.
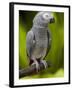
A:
[19,61,51,78]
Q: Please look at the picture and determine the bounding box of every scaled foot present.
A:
[40,60,48,69]
[31,60,40,73]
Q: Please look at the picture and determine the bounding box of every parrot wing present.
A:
[26,30,35,57]
[45,30,52,57]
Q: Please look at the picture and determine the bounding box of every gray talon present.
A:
[31,61,40,72]
[40,60,48,69]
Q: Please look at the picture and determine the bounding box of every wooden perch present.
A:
[19,61,51,78]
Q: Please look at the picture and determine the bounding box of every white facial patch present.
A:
[42,13,49,20]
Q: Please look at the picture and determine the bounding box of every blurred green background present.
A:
[19,11,64,79]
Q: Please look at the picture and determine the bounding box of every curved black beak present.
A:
[50,18,55,23]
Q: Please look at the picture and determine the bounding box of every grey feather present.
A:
[26,30,35,57]
[45,29,52,57]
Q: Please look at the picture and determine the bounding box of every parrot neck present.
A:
[32,25,48,34]
[33,24,48,30]
[33,23,48,28]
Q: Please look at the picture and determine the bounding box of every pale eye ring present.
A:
[43,13,49,19]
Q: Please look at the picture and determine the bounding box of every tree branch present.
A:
[19,61,51,78]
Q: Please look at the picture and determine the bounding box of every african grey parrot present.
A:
[26,11,55,72]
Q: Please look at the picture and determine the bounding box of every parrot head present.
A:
[33,11,55,27]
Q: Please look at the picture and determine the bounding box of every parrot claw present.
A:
[40,60,48,69]
[31,61,40,73]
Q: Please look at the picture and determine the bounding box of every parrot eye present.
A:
[43,13,49,20]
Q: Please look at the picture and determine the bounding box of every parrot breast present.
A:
[31,28,48,59]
